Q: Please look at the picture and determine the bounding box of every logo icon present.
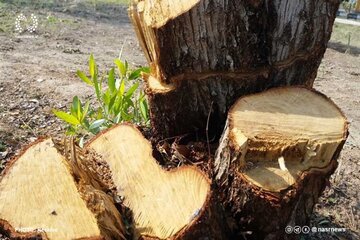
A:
[285,226,293,234]
[302,226,310,234]
[15,13,38,33]
[294,226,302,234]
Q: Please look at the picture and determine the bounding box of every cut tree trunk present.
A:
[130,0,340,138]
[87,124,229,240]
[215,87,348,239]
[0,138,126,240]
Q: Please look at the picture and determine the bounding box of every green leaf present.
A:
[124,96,134,108]
[128,67,149,80]
[113,99,122,116]
[76,70,93,85]
[70,96,78,117]
[125,82,139,97]
[113,114,121,124]
[128,69,142,80]
[121,111,132,121]
[53,110,80,125]
[114,59,127,77]
[77,97,83,120]
[70,96,82,121]
[141,66,150,74]
[108,93,118,112]
[99,75,104,93]
[140,99,149,120]
[119,80,125,96]
[65,127,76,136]
[96,107,103,120]
[82,119,90,129]
[89,119,106,130]
[93,74,101,101]
[103,90,111,106]
[108,68,116,92]
[81,101,90,122]
[89,54,96,78]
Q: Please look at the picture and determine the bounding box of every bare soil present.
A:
[0,1,359,239]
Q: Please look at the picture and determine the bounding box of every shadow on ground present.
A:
[328,41,360,56]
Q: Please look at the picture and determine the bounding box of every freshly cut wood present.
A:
[130,0,340,138]
[0,138,126,240]
[87,124,229,240]
[215,87,348,239]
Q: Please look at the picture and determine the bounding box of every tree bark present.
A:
[144,53,320,138]
[131,0,339,82]
[214,87,349,240]
[87,124,230,240]
[130,0,340,139]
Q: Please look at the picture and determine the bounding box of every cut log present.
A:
[130,0,340,138]
[87,124,229,240]
[215,87,348,239]
[0,138,126,240]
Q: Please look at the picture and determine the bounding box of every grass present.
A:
[0,4,15,33]
[84,0,130,11]
[0,0,61,9]
[85,0,130,4]
[0,0,130,8]
[0,4,78,34]
[1,0,358,49]
[330,22,360,48]
[0,0,129,34]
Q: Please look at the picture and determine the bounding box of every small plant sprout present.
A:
[53,54,150,144]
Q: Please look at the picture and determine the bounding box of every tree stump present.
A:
[129,0,340,138]
[0,138,126,240]
[215,87,348,239]
[87,124,229,240]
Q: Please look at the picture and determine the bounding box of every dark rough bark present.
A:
[146,53,320,139]
[131,0,339,83]
[146,74,266,140]
[131,0,340,139]
[173,194,231,240]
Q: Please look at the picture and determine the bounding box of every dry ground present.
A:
[0,1,359,239]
